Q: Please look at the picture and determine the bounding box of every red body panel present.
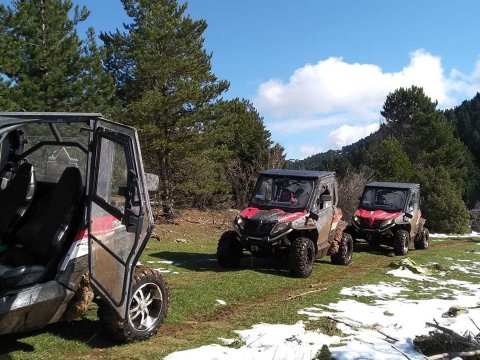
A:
[74,214,120,242]
[240,207,260,218]
[240,207,306,222]
[355,208,401,226]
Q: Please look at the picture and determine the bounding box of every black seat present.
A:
[0,163,35,240]
[0,167,83,289]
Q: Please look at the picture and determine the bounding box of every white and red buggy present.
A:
[0,112,168,342]
[217,170,353,278]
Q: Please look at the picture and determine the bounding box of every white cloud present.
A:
[255,50,480,158]
[255,49,480,120]
[448,59,480,96]
[269,113,350,134]
[328,123,380,149]
[299,145,323,159]
[285,145,323,160]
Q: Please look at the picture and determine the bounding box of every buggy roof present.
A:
[260,169,335,179]
[366,181,419,189]
[0,112,103,128]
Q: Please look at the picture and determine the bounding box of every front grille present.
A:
[244,219,274,236]
[359,218,383,229]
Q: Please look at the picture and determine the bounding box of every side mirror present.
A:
[320,194,332,202]
[145,173,159,192]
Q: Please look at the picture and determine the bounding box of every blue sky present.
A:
[50,1,480,158]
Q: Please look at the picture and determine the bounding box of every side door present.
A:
[407,187,421,237]
[87,120,154,318]
[313,180,335,255]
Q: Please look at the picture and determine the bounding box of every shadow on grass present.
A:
[0,318,117,357]
[353,240,396,257]
[150,251,219,271]
[151,250,338,278]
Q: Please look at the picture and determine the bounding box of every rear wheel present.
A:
[331,232,353,265]
[217,231,243,268]
[98,266,169,343]
[393,230,409,256]
[289,237,315,278]
[414,228,429,250]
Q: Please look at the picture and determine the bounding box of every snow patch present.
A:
[147,260,174,264]
[430,231,480,238]
[340,282,408,299]
[387,268,436,282]
[165,322,341,360]
[154,268,171,273]
[165,258,480,360]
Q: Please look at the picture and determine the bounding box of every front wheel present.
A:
[393,230,409,256]
[289,237,315,278]
[414,228,429,250]
[331,232,353,265]
[217,231,243,268]
[98,266,169,343]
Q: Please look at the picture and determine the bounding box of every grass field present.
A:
[2,210,480,360]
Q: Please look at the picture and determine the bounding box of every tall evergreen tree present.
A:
[382,86,468,189]
[102,0,229,218]
[381,86,470,232]
[0,0,113,112]
[416,165,470,233]
[444,93,480,207]
[371,137,413,182]
[207,99,272,166]
[445,93,480,167]
[206,98,277,207]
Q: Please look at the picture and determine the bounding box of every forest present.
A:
[0,0,478,233]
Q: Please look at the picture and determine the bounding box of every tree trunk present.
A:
[159,151,175,220]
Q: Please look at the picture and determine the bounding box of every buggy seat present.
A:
[0,167,83,290]
[0,162,36,241]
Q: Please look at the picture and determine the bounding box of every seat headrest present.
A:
[58,167,82,188]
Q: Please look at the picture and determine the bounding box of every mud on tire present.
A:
[289,237,315,278]
[393,229,409,256]
[217,231,243,268]
[98,266,169,343]
[414,228,429,250]
[331,232,353,265]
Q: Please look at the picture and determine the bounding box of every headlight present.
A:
[353,215,359,223]
[270,222,289,236]
[380,219,393,228]
[235,215,245,230]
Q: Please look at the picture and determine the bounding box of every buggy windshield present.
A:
[250,175,314,210]
[360,187,408,212]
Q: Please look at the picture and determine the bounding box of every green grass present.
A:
[2,218,479,360]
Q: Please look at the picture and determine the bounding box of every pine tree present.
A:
[206,98,276,207]
[444,93,480,207]
[371,137,413,182]
[381,86,467,189]
[0,0,113,112]
[416,165,470,233]
[381,86,470,232]
[102,0,229,218]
